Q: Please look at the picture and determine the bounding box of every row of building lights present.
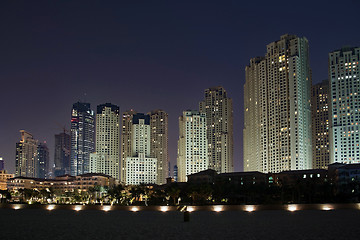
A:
[11,204,340,212]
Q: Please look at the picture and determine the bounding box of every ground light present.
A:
[13,205,21,210]
[47,205,55,211]
[245,205,255,212]
[131,206,139,212]
[187,206,195,212]
[102,206,111,212]
[287,205,298,212]
[322,204,333,211]
[160,206,169,212]
[74,205,82,211]
[213,206,223,212]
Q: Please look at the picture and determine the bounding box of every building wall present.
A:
[177,110,208,182]
[15,130,38,178]
[244,34,312,173]
[37,142,49,179]
[149,110,169,184]
[311,80,330,169]
[199,87,234,173]
[54,132,71,176]
[329,47,360,164]
[70,102,95,176]
[94,103,120,179]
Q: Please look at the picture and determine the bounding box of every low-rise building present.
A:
[0,170,15,190]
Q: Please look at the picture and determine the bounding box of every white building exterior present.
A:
[177,110,208,182]
[243,34,312,173]
[329,47,360,164]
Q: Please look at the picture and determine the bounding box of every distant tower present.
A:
[244,34,312,173]
[15,130,38,177]
[125,113,157,185]
[70,102,95,176]
[329,47,360,164]
[0,157,4,171]
[37,142,50,179]
[173,164,178,182]
[54,131,71,176]
[177,110,208,182]
[120,109,137,183]
[149,109,169,185]
[90,103,120,179]
[311,80,330,169]
[199,86,234,173]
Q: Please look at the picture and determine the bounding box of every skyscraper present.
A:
[15,130,38,177]
[70,102,95,176]
[125,113,157,185]
[54,131,71,176]
[37,142,49,179]
[199,86,233,173]
[177,110,208,182]
[329,47,360,164]
[311,80,330,169]
[120,109,137,183]
[149,109,169,185]
[244,34,312,173]
[0,157,4,171]
[90,103,120,179]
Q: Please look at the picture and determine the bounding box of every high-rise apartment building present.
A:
[0,157,4,171]
[70,102,95,176]
[37,142,49,179]
[125,113,157,185]
[329,47,360,164]
[54,131,71,176]
[199,86,233,173]
[149,109,169,185]
[120,109,137,183]
[15,130,38,177]
[311,80,330,169]
[90,103,120,179]
[244,34,312,173]
[177,110,208,182]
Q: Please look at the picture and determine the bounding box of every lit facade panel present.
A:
[70,102,95,176]
[244,34,312,173]
[177,110,209,182]
[15,130,39,178]
[199,86,234,173]
[329,47,360,164]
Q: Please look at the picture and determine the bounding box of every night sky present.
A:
[1,1,359,174]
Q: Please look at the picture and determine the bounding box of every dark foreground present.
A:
[0,209,359,240]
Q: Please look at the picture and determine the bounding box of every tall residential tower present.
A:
[70,102,95,176]
[244,34,312,173]
[199,86,233,173]
[329,47,360,164]
[311,80,330,169]
[15,130,38,177]
[54,131,71,176]
[177,110,208,182]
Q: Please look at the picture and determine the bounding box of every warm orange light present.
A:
[213,206,223,212]
[131,206,139,212]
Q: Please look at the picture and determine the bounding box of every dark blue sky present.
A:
[1,0,359,174]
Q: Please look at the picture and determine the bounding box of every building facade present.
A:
[149,109,169,185]
[37,142,49,179]
[15,130,39,177]
[199,86,234,173]
[329,47,360,164]
[177,110,208,182]
[0,157,4,171]
[125,113,157,185]
[54,131,71,176]
[311,80,330,169]
[244,34,312,173]
[91,103,120,179]
[0,170,14,190]
[70,102,95,176]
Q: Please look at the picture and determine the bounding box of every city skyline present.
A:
[1,1,360,174]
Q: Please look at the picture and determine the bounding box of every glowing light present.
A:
[322,205,333,211]
[213,206,223,212]
[131,206,139,212]
[13,205,21,210]
[287,205,297,212]
[47,205,55,211]
[74,205,82,211]
[245,205,255,212]
[187,206,195,212]
[160,206,169,212]
[102,206,111,212]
